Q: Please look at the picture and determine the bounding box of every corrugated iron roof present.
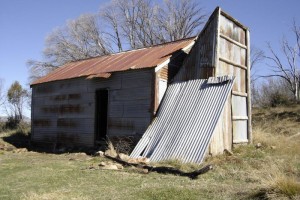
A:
[130,76,234,163]
[31,37,196,85]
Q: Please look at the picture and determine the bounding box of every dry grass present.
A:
[249,105,300,199]
[105,140,118,157]
[0,105,299,199]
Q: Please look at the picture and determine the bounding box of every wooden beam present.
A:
[232,91,248,97]
[232,116,248,120]
[246,30,252,144]
[219,57,247,70]
[220,33,247,49]
[233,139,249,144]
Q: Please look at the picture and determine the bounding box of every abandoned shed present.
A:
[30,36,195,147]
[31,7,251,163]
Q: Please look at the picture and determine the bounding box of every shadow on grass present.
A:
[2,130,100,155]
[2,130,31,149]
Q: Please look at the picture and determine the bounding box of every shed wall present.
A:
[173,11,218,81]
[172,7,251,152]
[31,69,154,147]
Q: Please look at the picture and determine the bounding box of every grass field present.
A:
[0,105,299,200]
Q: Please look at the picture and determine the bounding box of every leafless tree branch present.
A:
[28,0,206,81]
[264,22,300,101]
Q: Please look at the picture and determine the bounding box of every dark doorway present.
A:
[95,89,108,141]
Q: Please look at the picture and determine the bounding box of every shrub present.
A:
[0,121,5,133]
[252,78,294,107]
[5,116,21,129]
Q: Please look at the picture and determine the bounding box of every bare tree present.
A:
[250,46,265,81]
[28,14,113,82]
[264,21,300,102]
[101,1,124,51]
[29,0,206,81]
[157,0,206,42]
[44,14,112,66]
[100,0,205,49]
[250,47,265,107]
[27,60,58,82]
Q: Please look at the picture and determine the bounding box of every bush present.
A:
[252,78,294,107]
[5,116,21,129]
[0,121,5,133]
[269,91,291,107]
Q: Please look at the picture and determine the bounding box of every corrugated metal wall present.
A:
[173,7,251,145]
[31,69,154,147]
[130,77,234,163]
[173,10,218,82]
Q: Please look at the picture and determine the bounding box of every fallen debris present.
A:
[255,143,262,149]
[118,153,130,161]
[127,157,150,164]
[95,150,105,157]
[104,155,213,179]
[101,164,119,170]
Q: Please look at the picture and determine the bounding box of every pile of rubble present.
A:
[92,150,150,171]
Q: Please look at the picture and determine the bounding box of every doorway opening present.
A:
[95,89,108,141]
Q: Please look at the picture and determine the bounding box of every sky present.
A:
[0,0,300,117]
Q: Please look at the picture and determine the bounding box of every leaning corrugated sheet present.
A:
[130,76,234,163]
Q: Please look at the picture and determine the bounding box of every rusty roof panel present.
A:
[32,37,195,85]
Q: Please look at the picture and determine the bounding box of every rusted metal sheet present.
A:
[31,38,195,85]
[130,76,234,163]
[219,14,246,45]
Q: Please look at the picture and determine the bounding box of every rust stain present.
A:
[42,106,59,113]
[108,119,134,129]
[225,26,233,39]
[232,24,239,42]
[54,95,66,101]
[31,37,196,86]
[60,104,81,113]
[35,85,54,94]
[33,119,51,127]
[42,104,82,114]
[240,30,246,45]
[57,119,77,127]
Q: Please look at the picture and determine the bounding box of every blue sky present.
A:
[0,0,300,117]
